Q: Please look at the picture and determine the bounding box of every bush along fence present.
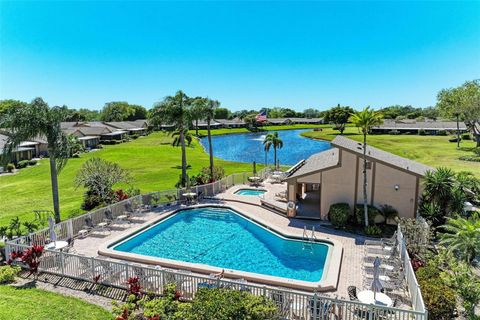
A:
[5,169,428,320]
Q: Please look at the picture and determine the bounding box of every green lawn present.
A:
[0,285,110,320]
[0,131,257,226]
[301,127,479,176]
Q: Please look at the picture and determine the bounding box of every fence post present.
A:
[60,251,65,276]
[91,257,95,282]
[262,286,267,297]
[125,263,129,280]
[313,293,318,319]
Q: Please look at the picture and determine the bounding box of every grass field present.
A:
[0,131,258,226]
[0,285,110,320]
[301,127,479,176]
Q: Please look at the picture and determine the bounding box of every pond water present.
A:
[199,129,331,165]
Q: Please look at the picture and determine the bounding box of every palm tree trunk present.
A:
[274,147,277,170]
[362,132,369,227]
[179,124,187,187]
[207,118,214,182]
[195,119,199,136]
[49,156,61,223]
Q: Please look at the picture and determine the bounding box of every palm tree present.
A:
[422,168,456,225]
[171,129,192,147]
[263,132,283,169]
[152,90,191,186]
[190,97,205,136]
[0,98,70,222]
[439,213,480,264]
[349,107,383,227]
[204,98,219,182]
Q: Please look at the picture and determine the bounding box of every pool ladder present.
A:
[302,226,317,251]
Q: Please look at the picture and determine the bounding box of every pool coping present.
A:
[98,203,343,292]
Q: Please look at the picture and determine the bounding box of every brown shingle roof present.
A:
[331,135,433,176]
[286,148,340,179]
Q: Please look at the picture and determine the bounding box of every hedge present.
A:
[328,203,351,228]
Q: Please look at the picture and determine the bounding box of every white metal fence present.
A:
[397,227,427,317]
[5,168,428,319]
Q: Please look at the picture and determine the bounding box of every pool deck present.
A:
[72,184,410,304]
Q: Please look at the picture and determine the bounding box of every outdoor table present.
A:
[182,192,197,204]
[45,240,69,251]
[357,290,393,307]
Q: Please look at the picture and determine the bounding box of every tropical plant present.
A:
[171,129,192,147]
[263,132,283,169]
[397,217,432,258]
[74,157,131,206]
[67,134,84,157]
[379,204,398,224]
[439,213,480,264]
[349,107,383,227]
[0,98,70,222]
[151,91,191,186]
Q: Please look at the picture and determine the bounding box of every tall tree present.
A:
[214,107,230,119]
[0,99,28,115]
[349,107,383,227]
[263,132,284,169]
[324,104,354,134]
[204,99,219,181]
[152,91,191,186]
[437,80,480,147]
[0,98,70,222]
[190,98,205,136]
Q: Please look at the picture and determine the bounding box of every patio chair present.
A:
[271,290,292,319]
[309,299,336,320]
[364,232,397,249]
[348,286,358,301]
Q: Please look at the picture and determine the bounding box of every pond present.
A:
[199,129,331,165]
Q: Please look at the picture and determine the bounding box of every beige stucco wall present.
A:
[320,150,357,219]
[372,163,418,219]
[298,172,321,184]
[356,159,374,205]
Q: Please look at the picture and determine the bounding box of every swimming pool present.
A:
[234,189,266,196]
[113,207,330,282]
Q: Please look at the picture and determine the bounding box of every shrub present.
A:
[354,204,381,225]
[474,147,480,156]
[418,129,426,136]
[0,265,21,284]
[437,130,447,136]
[188,288,279,320]
[364,225,382,237]
[461,133,471,140]
[459,156,480,162]
[81,191,104,211]
[16,160,29,169]
[379,204,398,224]
[27,159,37,166]
[6,163,15,172]
[328,203,351,228]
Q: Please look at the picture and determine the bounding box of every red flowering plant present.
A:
[115,189,129,202]
[8,245,44,279]
[127,276,142,299]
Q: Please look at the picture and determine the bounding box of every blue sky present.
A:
[1,1,479,111]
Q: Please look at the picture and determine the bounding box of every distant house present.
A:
[266,117,324,125]
[18,137,49,157]
[215,118,246,128]
[104,121,148,135]
[191,119,223,129]
[371,120,468,135]
[284,135,433,220]
[0,133,36,163]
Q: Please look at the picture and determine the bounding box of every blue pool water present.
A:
[114,207,329,282]
[234,189,266,196]
[199,129,331,165]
